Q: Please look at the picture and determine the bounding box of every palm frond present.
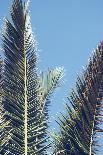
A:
[2,0,46,154]
[1,0,64,154]
[54,42,103,155]
[39,67,64,118]
[37,67,64,154]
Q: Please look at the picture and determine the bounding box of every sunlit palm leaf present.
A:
[54,42,103,155]
[39,67,64,118]
[37,67,64,154]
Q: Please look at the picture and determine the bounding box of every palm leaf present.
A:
[1,0,64,154]
[37,67,64,154]
[54,42,103,155]
[39,67,64,118]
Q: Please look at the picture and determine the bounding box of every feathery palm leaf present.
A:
[39,67,64,119]
[54,42,103,155]
[1,0,63,154]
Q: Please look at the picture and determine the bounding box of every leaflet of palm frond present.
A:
[0,57,12,155]
[54,42,103,155]
[2,0,51,154]
[0,56,3,94]
[0,104,13,154]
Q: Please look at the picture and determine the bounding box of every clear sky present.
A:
[0,0,103,154]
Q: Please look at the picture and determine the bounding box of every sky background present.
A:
[0,0,103,154]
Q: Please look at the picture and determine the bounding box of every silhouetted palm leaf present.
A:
[54,42,103,155]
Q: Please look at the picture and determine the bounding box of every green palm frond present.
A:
[1,0,64,154]
[54,42,103,155]
[37,67,64,154]
[39,67,64,118]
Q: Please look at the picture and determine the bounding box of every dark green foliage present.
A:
[0,0,63,154]
[54,42,103,155]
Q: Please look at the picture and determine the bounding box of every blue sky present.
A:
[0,0,103,154]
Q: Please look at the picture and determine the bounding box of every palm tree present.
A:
[53,42,103,155]
[0,0,63,154]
